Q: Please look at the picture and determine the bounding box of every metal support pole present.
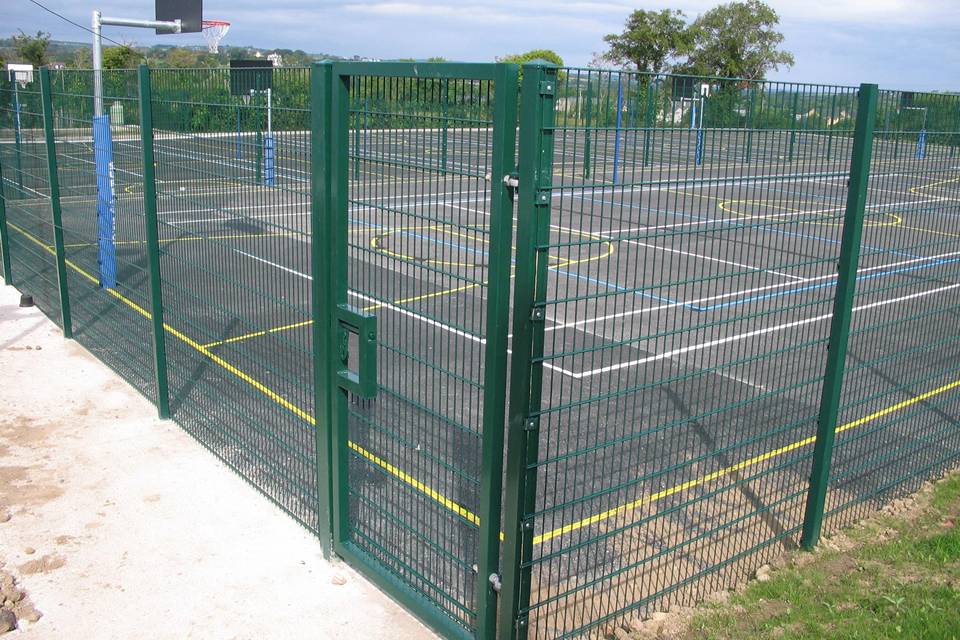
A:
[310,61,335,558]
[500,62,558,640]
[826,93,837,162]
[93,10,180,116]
[582,78,592,179]
[0,159,12,285]
[93,10,103,116]
[800,83,879,550]
[474,61,519,640]
[613,74,623,184]
[39,68,72,338]
[11,79,24,191]
[745,86,756,164]
[642,79,654,166]
[788,91,799,162]
[137,65,170,419]
[440,78,449,174]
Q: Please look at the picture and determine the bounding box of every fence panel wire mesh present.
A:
[48,70,156,398]
[148,67,319,531]
[0,62,959,640]
[332,66,514,637]
[825,89,960,529]
[507,68,953,639]
[1,75,61,324]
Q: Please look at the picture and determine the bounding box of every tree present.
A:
[164,48,200,68]
[601,9,693,74]
[12,30,51,68]
[685,0,794,79]
[497,49,564,67]
[72,47,92,69]
[102,44,140,70]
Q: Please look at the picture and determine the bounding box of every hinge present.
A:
[503,172,519,189]
[539,80,555,96]
[515,614,529,632]
[523,416,539,431]
[535,190,550,205]
[488,573,502,594]
[530,306,545,322]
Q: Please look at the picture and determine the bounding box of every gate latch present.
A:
[503,171,519,194]
[488,573,502,593]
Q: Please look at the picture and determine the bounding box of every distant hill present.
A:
[0,36,349,68]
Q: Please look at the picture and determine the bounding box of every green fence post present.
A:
[310,61,335,557]
[800,83,879,550]
[788,91,799,162]
[0,160,11,286]
[500,61,558,640]
[474,62,520,640]
[583,77,592,179]
[39,68,72,338]
[137,65,171,419]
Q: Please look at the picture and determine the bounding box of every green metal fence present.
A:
[0,61,958,639]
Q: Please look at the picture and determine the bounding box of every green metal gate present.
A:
[314,61,519,639]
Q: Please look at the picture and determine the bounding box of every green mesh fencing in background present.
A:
[0,62,958,640]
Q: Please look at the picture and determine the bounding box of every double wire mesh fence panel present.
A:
[1,75,61,324]
[328,63,516,639]
[47,69,157,400]
[148,67,319,532]
[1,61,959,640]
[557,69,859,179]
[823,89,960,532]
[507,67,864,639]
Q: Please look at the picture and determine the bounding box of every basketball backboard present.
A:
[5,64,34,87]
[156,0,203,33]
[230,59,274,96]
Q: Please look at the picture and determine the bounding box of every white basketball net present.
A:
[202,20,231,54]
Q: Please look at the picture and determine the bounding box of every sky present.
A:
[4,0,959,91]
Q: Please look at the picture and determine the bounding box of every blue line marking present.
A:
[691,257,960,312]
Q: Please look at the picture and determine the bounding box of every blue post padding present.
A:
[696,127,705,166]
[613,77,623,185]
[264,133,276,186]
[916,129,927,159]
[690,102,697,130]
[93,115,116,289]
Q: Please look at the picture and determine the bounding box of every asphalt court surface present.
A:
[3,128,960,629]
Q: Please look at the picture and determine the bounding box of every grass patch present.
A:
[680,474,960,640]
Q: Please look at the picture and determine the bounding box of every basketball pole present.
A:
[91,10,181,116]
[90,10,180,288]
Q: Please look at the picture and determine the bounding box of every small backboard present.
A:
[156,0,203,33]
[670,75,698,100]
[5,64,34,87]
[230,59,274,96]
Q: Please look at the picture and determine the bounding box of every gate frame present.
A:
[312,61,519,640]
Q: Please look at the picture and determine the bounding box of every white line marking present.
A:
[568,283,960,379]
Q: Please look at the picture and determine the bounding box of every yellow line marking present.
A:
[61,231,295,249]
[899,224,960,239]
[7,221,315,425]
[717,199,902,227]
[909,176,960,198]
[202,319,313,349]
[533,377,960,545]
[8,212,960,547]
[348,441,481,526]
